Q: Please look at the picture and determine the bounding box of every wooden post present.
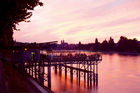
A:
[48,60,51,89]
[93,63,95,85]
[39,60,44,85]
[96,62,98,85]
[84,71,86,87]
[87,71,89,88]
[90,61,92,88]
[29,62,30,75]
[55,65,57,74]
[78,70,80,86]
[77,61,78,78]
[32,62,33,77]
[43,61,45,85]
[87,61,89,88]
[84,61,86,87]
[65,66,67,79]
[78,61,80,86]
[38,61,41,83]
[35,61,37,79]
[59,65,62,77]
[70,67,73,83]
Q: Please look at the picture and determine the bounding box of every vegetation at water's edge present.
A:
[53,36,140,53]
[14,36,140,53]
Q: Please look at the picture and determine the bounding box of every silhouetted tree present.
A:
[0,0,43,49]
[101,39,108,51]
[131,38,139,51]
[94,38,100,51]
[117,36,128,51]
[95,38,99,44]
[127,38,139,52]
[78,41,82,50]
[117,36,139,52]
[108,37,115,50]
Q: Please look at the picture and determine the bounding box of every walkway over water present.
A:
[12,50,102,92]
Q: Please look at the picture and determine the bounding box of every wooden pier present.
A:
[12,50,102,90]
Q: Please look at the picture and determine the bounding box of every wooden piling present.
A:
[48,60,51,89]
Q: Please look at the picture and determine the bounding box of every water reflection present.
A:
[45,51,140,93]
[98,53,140,93]
[49,68,98,93]
[45,64,99,93]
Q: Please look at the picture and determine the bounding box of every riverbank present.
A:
[50,49,140,56]
[101,51,140,56]
[0,60,43,93]
[0,51,52,93]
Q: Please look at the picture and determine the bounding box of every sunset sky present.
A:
[14,0,140,44]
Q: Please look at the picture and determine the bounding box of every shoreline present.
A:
[51,49,140,55]
[100,51,140,55]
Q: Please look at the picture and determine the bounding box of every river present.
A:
[43,51,140,93]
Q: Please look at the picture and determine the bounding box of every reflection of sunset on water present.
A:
[43,51,140,93]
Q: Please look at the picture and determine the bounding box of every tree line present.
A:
[59,36,140,53]
[92,36,140,52]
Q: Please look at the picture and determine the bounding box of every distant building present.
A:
[60,40,68,49]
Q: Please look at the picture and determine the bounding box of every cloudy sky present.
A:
[14,0,140,43]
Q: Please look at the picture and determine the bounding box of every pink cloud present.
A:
[14,0,140,43]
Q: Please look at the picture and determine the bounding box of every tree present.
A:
[117,36,128,51]
[94,38,100,51]
[95,38,99,44]
[117,36,139,52]
[0,0,43,49]
[101,39,108,51]
[108,37,115,50]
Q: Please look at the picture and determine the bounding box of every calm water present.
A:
[44,51,140,93]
